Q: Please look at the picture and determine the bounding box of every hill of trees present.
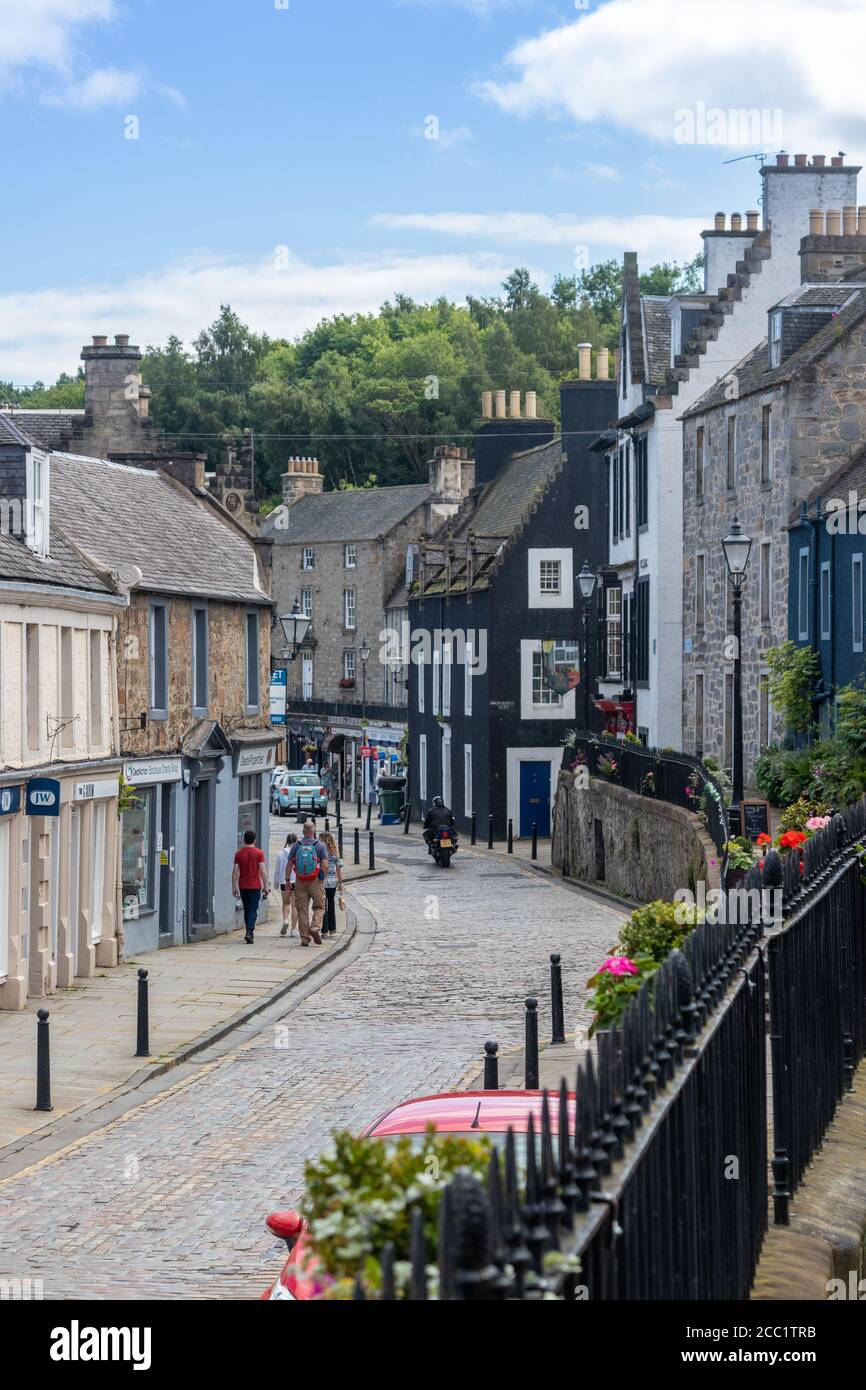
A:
[1,256,702,501]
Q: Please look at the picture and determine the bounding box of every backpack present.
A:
[294,841,321,883]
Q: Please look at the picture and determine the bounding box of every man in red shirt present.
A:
[232,830,269,943]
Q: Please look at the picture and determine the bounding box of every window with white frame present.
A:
[417,649,425,713]
[820,561,831,640]
[798,548,810,640]
[464,744,473,816]
[302,547,314,571]
[442,637,451,716]
[419,734,427,802]
[532,641,579,707]
[606,587,622,678]
[149,602,168,716]
[464,639,473,715]
[432,648,441,716]
[539,560,561,594]
[344,587,356,630]
[760,542,771,627]
[343,649,356,681]
[302,652,313,699]
[301,586,313,619]
[25,448,49,557]
[769,311,782,368]
[853,554,864,653]
[344,544,356,569]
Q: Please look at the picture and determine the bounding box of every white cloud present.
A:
[371,210,704,262]
[578,161,622,182]
[411,120,475,151]
[477,0,866,155]
[56,66,143,110]
[0,250,517,384]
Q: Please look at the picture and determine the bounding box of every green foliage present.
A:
[617,899,701,965]
[300,1127,491,1295]
[0,370,85,408]
[764,641,821,735]
[778,797,830,833]
[586,957,657,1035]
[576,254,704,326]
[754,747,787,804]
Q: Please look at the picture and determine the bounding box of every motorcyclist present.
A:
[423,796,456,849]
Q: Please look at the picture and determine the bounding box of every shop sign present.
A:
[0,786,21,817]
[269,669,287,726]
[74,779,118,803]
[25,778,61,816]
[235,745,278,775]
[123,758,183,786]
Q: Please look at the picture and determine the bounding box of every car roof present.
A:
[365,1090,575,1136]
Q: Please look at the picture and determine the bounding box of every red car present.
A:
[261,1089,575,1300]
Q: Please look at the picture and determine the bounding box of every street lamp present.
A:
[722,516,753,828]
[359,636,370,721]
[577,559,597,730]
[278,599,312,661]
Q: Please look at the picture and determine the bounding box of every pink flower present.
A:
[600,956,639,977]
[806,816,831,831]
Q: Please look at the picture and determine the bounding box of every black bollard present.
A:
[365,799,372,832]
[550,953,565,1045]
[34,1009,52,1112]
[524,996,539,1089]
[531,822,538,860]
[338,823,344,857]
[402,800,411,835]
[369,832,375,870]
[335,796,341,826]
[507,819,514,854]
[470,813,476,846]
[325,817,330,835]
[487,815,494,850]
[353,826,360,865]
[483,1040,499,1090]
[135,968,150,1058]
[357,791,362,820]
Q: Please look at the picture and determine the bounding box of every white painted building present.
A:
[597,154,860,748]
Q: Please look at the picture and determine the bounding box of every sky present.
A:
[3,0,866,382]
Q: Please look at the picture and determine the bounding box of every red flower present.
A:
[779,830,808,849]
[757,833,772,846]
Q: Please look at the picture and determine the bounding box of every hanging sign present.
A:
[0,786,21,817]
[25,778,61,816]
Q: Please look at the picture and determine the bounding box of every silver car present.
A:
[270,770,328,817]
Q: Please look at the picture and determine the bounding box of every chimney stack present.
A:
[578,343,592,381]
[481,390,493,419]
[281,456,325,505]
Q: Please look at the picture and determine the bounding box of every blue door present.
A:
[519,761,550,838]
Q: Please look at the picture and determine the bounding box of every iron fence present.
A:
[560,731,729,856]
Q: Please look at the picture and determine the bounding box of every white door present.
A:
[0,821,9,980]
[48,819,60,963]
[69,808,81,971]
[302,654,313,700]
[90,803,106,944]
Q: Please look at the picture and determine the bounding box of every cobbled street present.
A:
[0,822,624,1299]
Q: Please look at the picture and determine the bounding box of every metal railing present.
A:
[285,696,408,726]
[561,731,729,856]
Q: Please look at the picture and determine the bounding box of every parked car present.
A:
[270,771,329,817]
[261,1089,574,1300]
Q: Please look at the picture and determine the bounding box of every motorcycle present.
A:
[428,824,458,868]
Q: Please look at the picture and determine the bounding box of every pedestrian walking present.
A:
[286,819,328,946]
[232,830,269,944]
[274,833,299,937]
[320,830,344,936]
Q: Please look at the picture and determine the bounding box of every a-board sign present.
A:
[740,799,771,842]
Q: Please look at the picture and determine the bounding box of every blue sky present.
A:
[2,0,865,380]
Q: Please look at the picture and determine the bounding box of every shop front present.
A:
[121,756,184,954]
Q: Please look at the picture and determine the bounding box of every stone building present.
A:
[600,153,860,749]
[681,276,866,778]
[0,415,126,1009]
[261,445,474,794]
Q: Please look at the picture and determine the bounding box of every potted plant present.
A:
[724,836,755,888]
[338,677,356,689]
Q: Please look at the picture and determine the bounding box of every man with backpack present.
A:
[286,820,328,946]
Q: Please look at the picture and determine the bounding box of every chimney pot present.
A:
[794,153,807,167]
[776,153,789,167]
[812,155,826,168]
[714,212,726,231]
[577,343,592,381]
[114,334,130,348]
[481,389,493,419]
[92,335,108,347]
[494,389,506,419]
[827,209,842,236]
[831,156,844,167]
[746,210,759,231]
[843,206,857,236]
[730,213,742,232]
[525,390,537,419]
[809,208,824,235]
[509,389,521,418]
[596,347,610,380]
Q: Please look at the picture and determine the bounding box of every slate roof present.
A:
[682,287,866,418]
[417,437,564,595]
[261,483,431,544]
[0,413,31,446]
[642,298,673,385]
[2,410,84,451]
[776,284,865,307]
[790,441,866,523]
[0,525,113,593]
[49,453,270,605]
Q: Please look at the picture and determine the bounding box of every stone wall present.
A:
[552,770,720,904]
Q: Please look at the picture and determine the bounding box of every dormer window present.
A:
[25,448,49,557]
[769,311,782,368]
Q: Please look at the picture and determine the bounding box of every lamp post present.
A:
[359,636,370,721]
[278,599,312,662]
[577,559,598,730]
[722,516,753,830]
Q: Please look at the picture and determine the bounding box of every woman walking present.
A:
[274,833,299,937]
[320,830,344,937]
